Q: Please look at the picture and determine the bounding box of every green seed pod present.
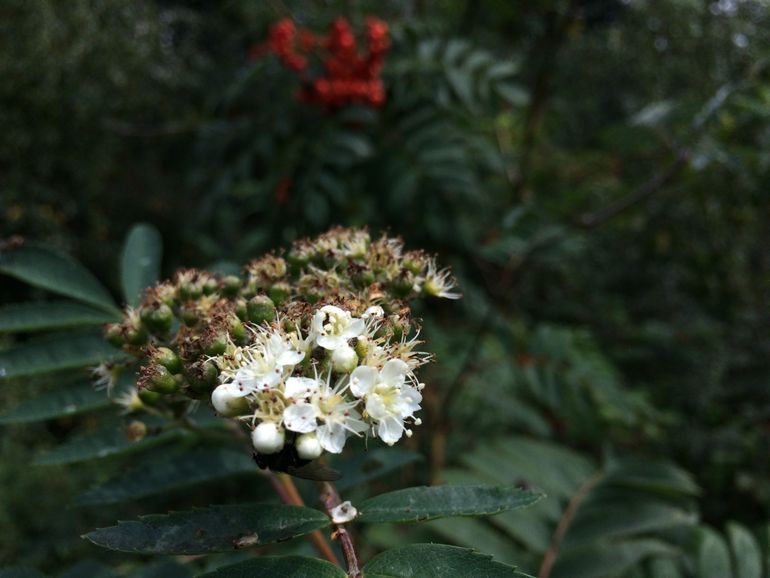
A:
[202,277,219,295]
[104,323,125,347]
[247,295,276,325]
[221,275,242,297]
[151,346,183,375]
[203,332,228,356]
[267,281,291,305]
[180,307,199,327]
[390,271,416,299]
[126,324,149,346]
[235,298,248,320]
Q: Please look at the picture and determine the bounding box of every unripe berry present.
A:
[138,389,162,406]
[147,365,179,394]
[221,275,242,297]
[247,295,276,325]
[104,323,125,347]
[268,281,291,305]
[251,422,285,454]
[296,432,323,459]
[151,346,182,374]
[140,303,173,334]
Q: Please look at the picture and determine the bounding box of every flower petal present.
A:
[283,403,318,433]
[380,358,408,386]
[277,349,305,366]
[350,365,377,397]
[344,318,365,338]
[317,335,345,350]
[284,376,320,400]
[317,422,347,453]
[377,416,404,445]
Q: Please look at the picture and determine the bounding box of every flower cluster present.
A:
[102,228,459,463]
[259,17,390,109]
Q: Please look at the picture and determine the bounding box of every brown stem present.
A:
[538,472,603,578]
[319,481,362,578]
[272,473,340,566]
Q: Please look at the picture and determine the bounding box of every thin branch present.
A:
[274,473,340,566]
[538,472,603,578]
[576,151,690,228]
[319,481,362,578]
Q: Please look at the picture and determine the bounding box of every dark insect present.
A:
[252,444,342,481]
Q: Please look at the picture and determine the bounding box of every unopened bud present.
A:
[148,365,179,394]
[211,384,250,417]
[221,275,242,297]
[331,345,358,373]
[296,432,323,460]
[251,422,285,454]
[151,346,182,374]
[140,303,173,334]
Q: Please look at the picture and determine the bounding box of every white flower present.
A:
[251,421,285,454]
[311,305,365,351]
[282,372,367,454]
[330,500,358,523]
[226,331,305,397]
[349,359,422,445]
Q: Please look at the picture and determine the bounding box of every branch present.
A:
[319,481,362,578]
[538,472,603,578]
[576,150,690,228]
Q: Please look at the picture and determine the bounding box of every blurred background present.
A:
[2,0,770,576]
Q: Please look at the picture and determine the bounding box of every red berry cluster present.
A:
[260,17,390,109]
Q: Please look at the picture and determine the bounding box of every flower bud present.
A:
[268,281,291,305]
[138,389,162,406]
[296,432,323,460]
[354,337,369,360]
[151,346,182,374]
[247,295,276,325]
[211,384,250,417]
[331,344,358,373]
[251,422,285,454]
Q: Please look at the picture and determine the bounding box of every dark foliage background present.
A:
[2,0,770,576]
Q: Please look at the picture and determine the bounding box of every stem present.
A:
[319,481,362,578]
[270,473,340,566]
[538,473,603,578]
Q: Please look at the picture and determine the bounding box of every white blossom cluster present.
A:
[210,304,426,459]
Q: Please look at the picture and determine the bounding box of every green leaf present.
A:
[84,503,330,554]
[34,427,182,466]
[58,560,115,578]
[358,485,543,524]
[76,447,256,505]
[0,381,109,424]
[552,539,679,578]
[0,332,120,380]
[0,245,118,313]
[127,560,192,578]
[697,527,732,578]
[362,544,530,577]
[0,301,118,333]
[197,556,346,578]
[727,522,761,578]
[121,223,162,307]
[333,448,422,492]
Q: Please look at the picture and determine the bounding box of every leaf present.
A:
[127,560,192,578]
[84,503,330,554]
[333,448,422,492]
[697,527,732,578]
[551,539,679,578]
[76,447,256,505]
[362,544,530,577]
[196,557,346,578]
[0,301,118,333]
[0,380,109,424]
[121,223,162,307]
[34,427,183,466]
[129,560,193,578]
[0,245,118,313]
[358,485,543,524]
[727,522,761,578]
[0,332,120,380]
[58,560,115,578]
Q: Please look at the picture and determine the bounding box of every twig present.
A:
[319,481,362,578]
[271,473,340,566]
[538,472,603,578]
